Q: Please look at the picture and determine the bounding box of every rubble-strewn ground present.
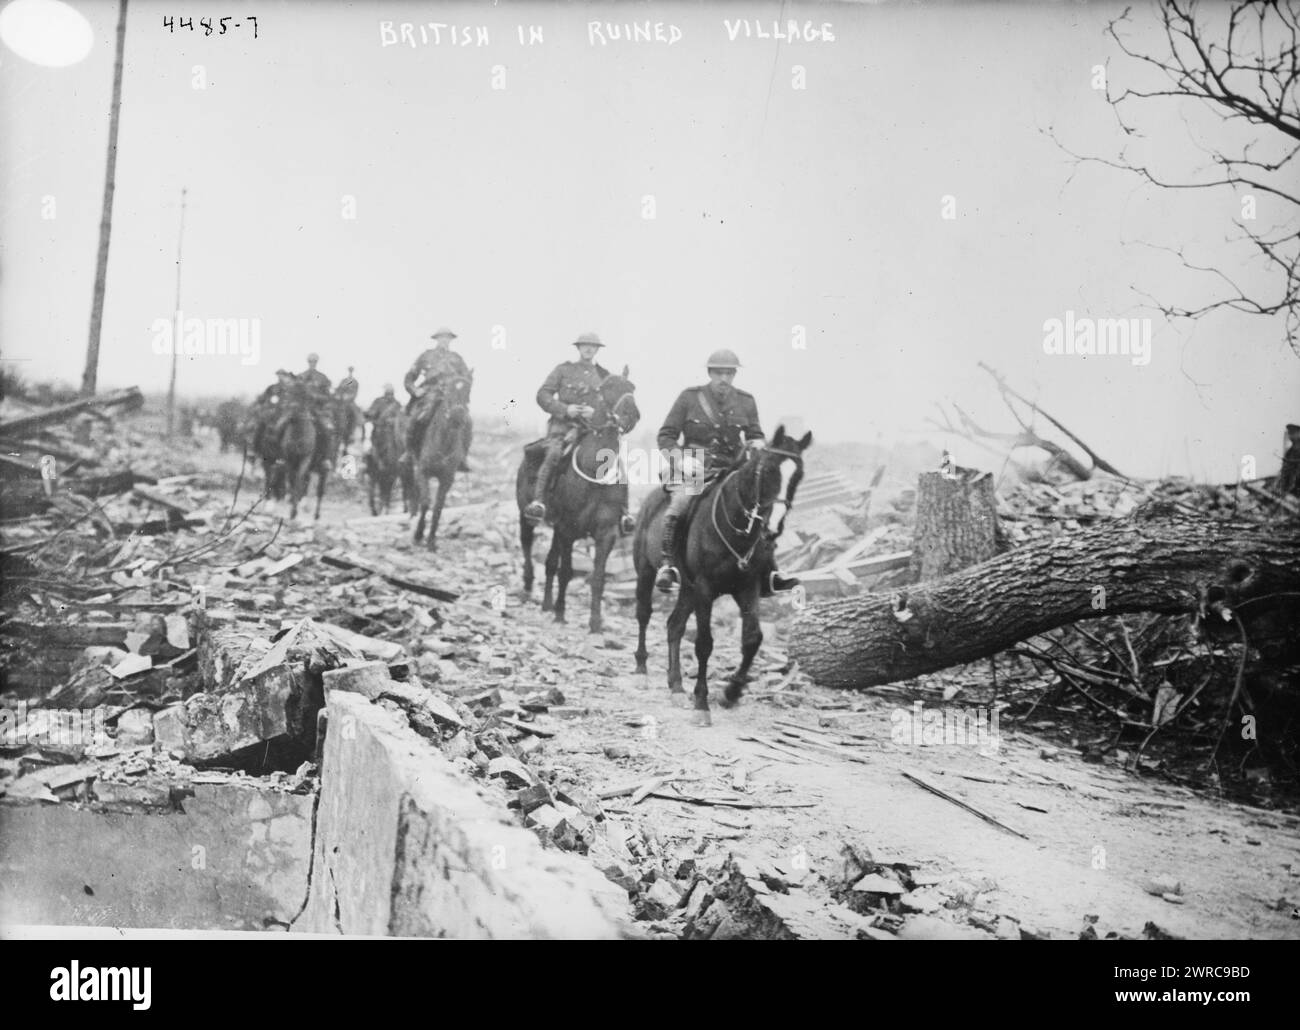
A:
[3,404,1299,938]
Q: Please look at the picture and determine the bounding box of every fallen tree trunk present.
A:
[789,507,1300,689]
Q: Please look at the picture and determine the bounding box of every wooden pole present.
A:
[81,0,129,397]
[165,187,187,433]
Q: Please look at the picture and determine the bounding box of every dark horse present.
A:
[412,373,472,550]
[515,369,639,633]
[260,409,332,520]
[333,398,362,463]
[632,426,812,725]
[366,409,410,516]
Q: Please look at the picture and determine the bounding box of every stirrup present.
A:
[620,512,635,535]
[524,500,546,522]
[769,571,800,593]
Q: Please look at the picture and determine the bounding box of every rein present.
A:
[708,447,801,571]
[568,387,636,485]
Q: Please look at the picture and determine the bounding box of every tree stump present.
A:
[907,467,999,582]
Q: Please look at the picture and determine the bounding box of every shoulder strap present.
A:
[695,387,721,428]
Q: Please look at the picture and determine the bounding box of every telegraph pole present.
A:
[81,0,129,397]
[165,187,187,433]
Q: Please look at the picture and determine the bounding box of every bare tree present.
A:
[1054,1,1300,352]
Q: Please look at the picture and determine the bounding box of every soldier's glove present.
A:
[565,403,583,418]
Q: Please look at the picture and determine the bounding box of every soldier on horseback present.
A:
[524,332,635,534]
[654,349,800,595]
[337,366,359,404]
[251,368,303,457]
[298,352,338,460]
[364,383,401,426]
[404,327,471,472]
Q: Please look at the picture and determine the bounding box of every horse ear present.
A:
[622,365,629,378]
[799,431,812,450]
[773,425,786,446]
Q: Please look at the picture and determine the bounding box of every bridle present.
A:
[709,446,802,570]
[570,386,638,485]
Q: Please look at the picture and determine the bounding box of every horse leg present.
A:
[554,534,574,624]
[723,585,764,707]
[634,563,654,674]
[426,472,451,552]
[519,515,535,597]
[542,532,559,612]
[314,463,328,520]
[588,528,615,634]
[413,473,430,544]
[665,589,692,699]
[691,588,716,726]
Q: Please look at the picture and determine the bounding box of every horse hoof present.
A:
[588,624,603,635]
[692,710,712,728]
[634,664,647,676]
[669,690,688,707]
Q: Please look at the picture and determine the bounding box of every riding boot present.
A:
[655,513,680,592]
[525,443,562,522]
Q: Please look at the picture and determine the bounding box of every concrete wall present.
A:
[295,691,628,938]
[0,783,313,931]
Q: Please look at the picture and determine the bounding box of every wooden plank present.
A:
[131,484,193,515]
[319,551,459,602]
[0,387,143,437]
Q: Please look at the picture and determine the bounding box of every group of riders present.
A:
[246,327,799,596]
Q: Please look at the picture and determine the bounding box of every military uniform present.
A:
[254,376,308,457]
[403,343,473,467]
[537,360,611,435]
[653,360,797,596]
[365,394,402,425]
[297,367,337,452]
[657,384,764,470]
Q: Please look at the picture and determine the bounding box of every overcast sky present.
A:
[3,0,1297,480]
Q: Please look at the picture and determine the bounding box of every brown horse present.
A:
[632,426,812,725]
[260,409,331,520]
[366,410,408,516]
[333,398,362,463]
[412,373,472,550]
[515,370,639,633]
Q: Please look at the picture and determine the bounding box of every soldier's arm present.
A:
[742,396,765,442]
[536,365,568,417]
[402,361,423,395]
[657,391,690,451]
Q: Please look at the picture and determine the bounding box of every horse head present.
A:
[438,373,473,425]
[593,366,639,435]
[741,424,813,537]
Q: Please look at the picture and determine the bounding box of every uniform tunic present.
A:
[657,385,763,469]
[536,360,610,436]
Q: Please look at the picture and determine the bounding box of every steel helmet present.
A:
[706,349,741,370]
[573,332,605,348]
[383,383,395,394]
[431,327,457,340]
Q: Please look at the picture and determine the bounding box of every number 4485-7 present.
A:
[162,16,258,39]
